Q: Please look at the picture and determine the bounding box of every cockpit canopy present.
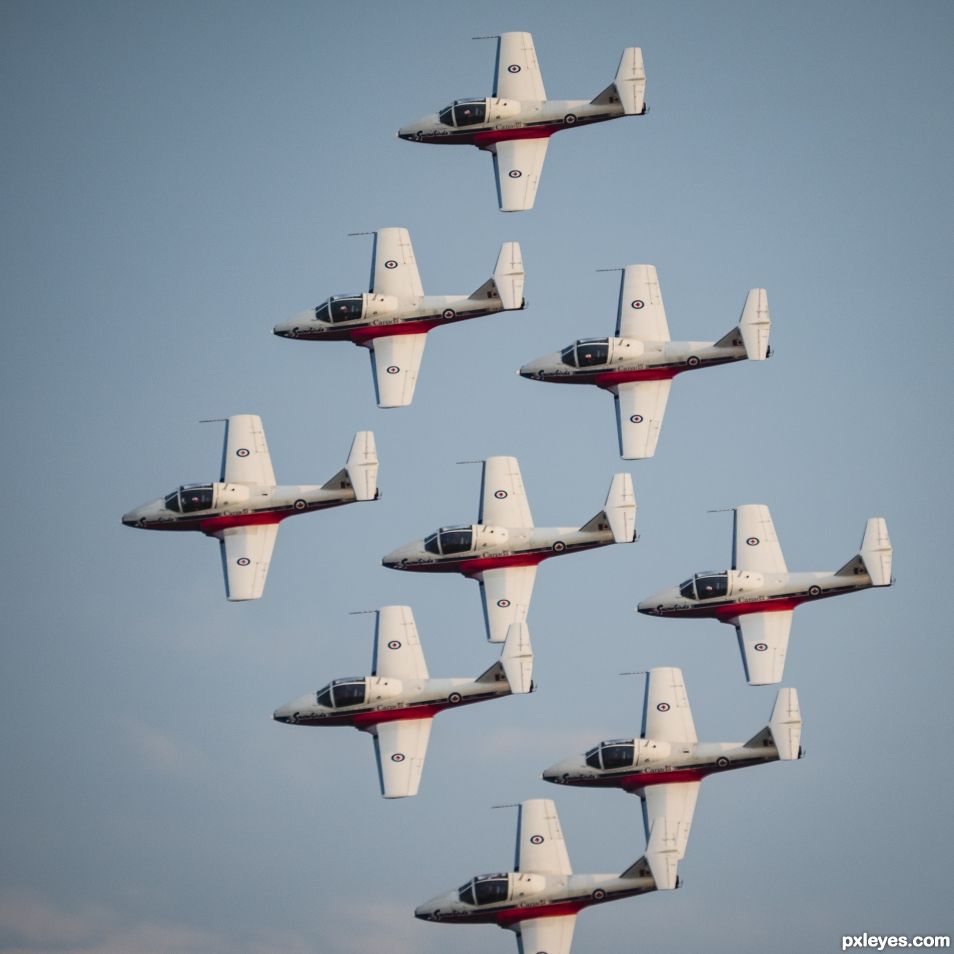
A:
[457,874,510,906]
[314,295,364,324]
[316,677,367,709]
[679,572,730,601]
[561,338,610,368]
[439,99,488,128]
[584,739,636,771]
[424,525,474,556]
[164,484,214,514]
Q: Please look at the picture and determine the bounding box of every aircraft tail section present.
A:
[469,241,525,310]
[322,430,379,501]
[476,623,532,693]
[835,517,892,586]
[745,687,802,760]
[619,825,680,890]
[591,47,646,115]
[580,473,636,543]
[714,288,770,360]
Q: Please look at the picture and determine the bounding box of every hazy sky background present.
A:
[2,1,952,952]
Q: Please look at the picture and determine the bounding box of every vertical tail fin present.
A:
[592,47,646,115]
[469,241,525,310]
[835,517,892,585]
[715,289,770,359]
[323,431,379,500]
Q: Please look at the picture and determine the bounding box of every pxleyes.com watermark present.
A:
[842,937,949,951]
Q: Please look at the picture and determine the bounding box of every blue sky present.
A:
[2,1,952,951]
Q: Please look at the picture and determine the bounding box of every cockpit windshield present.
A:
[169,484,214,514]
[470,874,509,905]
[693,572,729,600]
[439,99,487,128]
[585,740,635,770]
[424,526,474,556]
[316,295,363,324]
[561,339,609,368]
[316,678,367,708]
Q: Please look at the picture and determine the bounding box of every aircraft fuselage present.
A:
[638,568,876,622]
[520,337,747,388]
[543,738,793,792]
[383,524,615,576]
[122,482,364,535]
[274,293,523,344]
[273,674,512,730]
[399,97,641,148]
[415,869,655,926]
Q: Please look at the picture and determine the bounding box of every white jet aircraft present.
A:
[415,798,669,954]
[274,227,525,408]
[382,457,636,642]
[519,265,771,459]
[398,32,647,212]
[273,606,533,798]
[638,505,893,684]
[121,415,378,601]
[542,667,802,887]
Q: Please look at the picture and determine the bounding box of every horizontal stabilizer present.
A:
[836,517,892,586]
[739,288,770,359]
[347,430,378,500]
[745,687,802,760]
[644,816,679,890]
[500,622,533,693]
[604,472,637,542]
[470,241,525,310]
[593,47,646,115]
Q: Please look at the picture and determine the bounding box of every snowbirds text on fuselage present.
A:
[543,667,802,887]
[415,798,669,954]
[121,415,378,601]
[274,227,525,407]
[398,32,647,212]
[519,265,771,459]
[382,456,636,642]
[274,607,532,798]
[638,505,893,685]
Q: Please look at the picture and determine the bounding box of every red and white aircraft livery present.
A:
[415,798,669,954]
[519,265,771,459]
[122,415,378,601]
[638,505,893,685]
[273,606,532,798]
[274,228,525,408]
[398,32,647,212]
[543,667,803,887]
[382,456,636,642]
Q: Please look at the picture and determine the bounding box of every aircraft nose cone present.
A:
[637,588,674,615]
[381,545,410,569]
[541,756,576,783]
[122,508,142,527]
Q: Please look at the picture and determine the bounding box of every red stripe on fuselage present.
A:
[198,510,288,533]
[494,900,589,926]
[471,124,563,147]
[458,551,554,575]
[594,367,687,387]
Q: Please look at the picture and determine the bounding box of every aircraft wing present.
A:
[492,138,549,212]
[515,799,572,875]
[219,524,279,601]
[615,264,670,341]
[369,333,427,408]
[371,718,432,798]
[732,504,787,573]
[477,565,537,643]
[370,227,424,299]
[513,916,576,954]
[614,379,672,460]
[641,667,698,743]
[372,605,429,680]
[734,610,793,686]
[479,456,533,526]
[639,781,701,862]
[221,414,276,486]
[493,32,547,101]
